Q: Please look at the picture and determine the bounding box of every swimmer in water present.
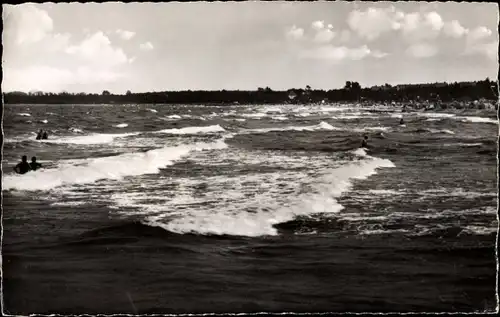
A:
[30,156,42,171]
[36,129,43,140]
[14,155,32,174]
[361,135,368,148]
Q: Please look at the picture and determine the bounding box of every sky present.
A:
[2,1,499,94]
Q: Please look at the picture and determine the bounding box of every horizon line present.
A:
[3,77,497,95]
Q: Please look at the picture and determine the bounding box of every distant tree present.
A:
[126,90,132,95]
[102,90,111,96]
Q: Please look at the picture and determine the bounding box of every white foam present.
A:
[69,127,84,133]
[147,109,158,113]
[167,115,182,119]
[352,148,368,157]
[241,113,267,118]
[354,126,391,132]
[417,112,456,118]
[17,113,31,117]
[249,121,338,133]
[443,143,483,147]
[154,124,226,134]
[458,116,498,124]
[368,189,402,195]
[114,123,128,128]
[272,116,288,121]
[43,132,139,145]
[158,155,395,237]
[3,139,228,191]
[426,128,455,135]
[40,119,48,124]
[460,226,497,236]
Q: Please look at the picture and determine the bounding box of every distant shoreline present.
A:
[3,78,498,108]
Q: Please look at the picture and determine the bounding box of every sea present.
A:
[2,103,498,314]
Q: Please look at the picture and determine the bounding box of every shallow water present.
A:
[2,103,498,313]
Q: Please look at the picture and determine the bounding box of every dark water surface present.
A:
[2,103,498,314]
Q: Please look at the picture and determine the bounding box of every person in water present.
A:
[361,135,368,148]
[30,156,42,171]
[400,118,405,125]
[42,131,48,139]
[36,129,43,140]
[14,155,32,174]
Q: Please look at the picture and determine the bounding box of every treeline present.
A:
[3,78,498,105]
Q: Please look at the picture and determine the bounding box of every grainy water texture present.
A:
[2,103,498,314]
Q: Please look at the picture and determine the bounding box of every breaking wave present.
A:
[3,139,228,191]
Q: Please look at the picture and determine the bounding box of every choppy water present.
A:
[2,103,498,314]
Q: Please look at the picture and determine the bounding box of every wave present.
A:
[272,116,288,121]
[240,113,267,118]
[40,119,48,124]
[17,113,31,116]
[69,127,84,133]
[414,128,455,135]
[248,121,338,133]
[154,124,226,134]
[114,123,129,128]
[147,109,158,113]
[3,139,228,191]
[42,132,140,145]
[458,116,498,124]
[149,153,395,237]
[417,112,456,118]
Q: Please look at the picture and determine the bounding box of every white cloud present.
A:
[286,25,304,40]
[347,6,404,41]
[65,31,128,66]
[314,28,336,43]
[311,20,325,31]
[443,20,468,38]
[467,26,492,42]
[116,29,136,40]
[464,41,498,60]
[339,30,351,43]
[372,50,389,59]
[5,4,54,45]
[400,11,444,41]
[299,44,371,61]
[139,42,154,51]
[406,43,438,58]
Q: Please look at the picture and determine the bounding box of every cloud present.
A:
[299,44,372,62]
[116,29,136,40]
[372,50,389,59]
[338,30,351,43]
[347,6,403,41]
[65,31,128,66]
[311,20,325,31]
[406,43,438,58]
[443,20,468,38]
[5,4,53,45]
[467,26,492,42]
[314,28,336,43]
[139,41,154,51]
[286,25,304,40]
[464,41,498,60]
[400,11,444,41]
